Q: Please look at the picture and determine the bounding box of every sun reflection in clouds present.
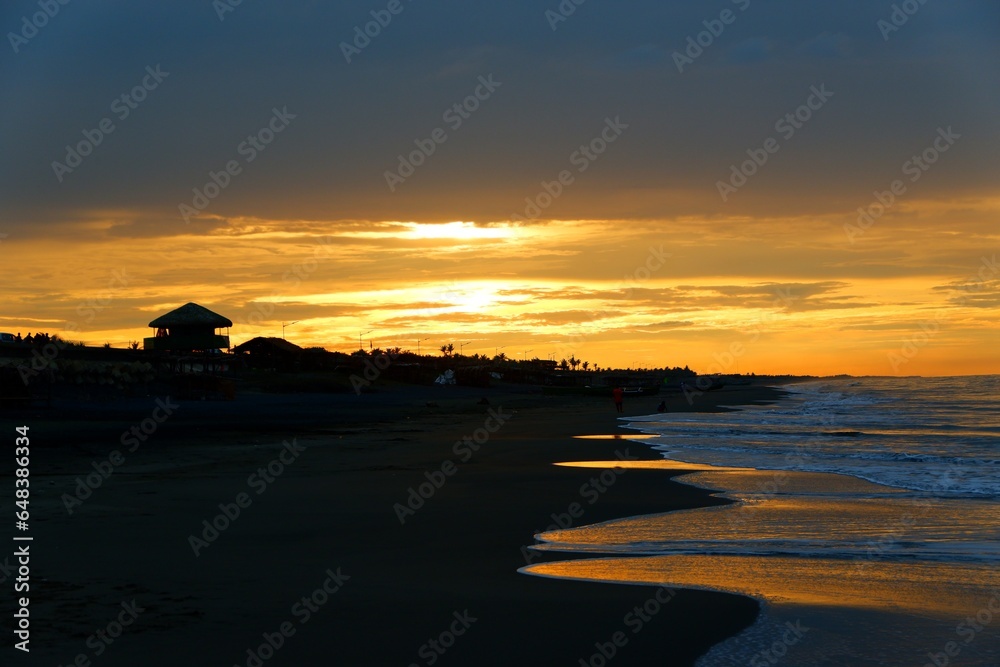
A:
[333,220,521,244]
[429,281,511,314]
[5,212,999,374]
[258,280,528,312]
[399,221,515,241]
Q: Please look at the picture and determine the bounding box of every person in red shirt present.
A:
[612,387,624,413]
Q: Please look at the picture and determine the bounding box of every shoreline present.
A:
[529,378,1000,665]
[18,381,787,665]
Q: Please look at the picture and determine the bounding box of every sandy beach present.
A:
[8,381,788,666]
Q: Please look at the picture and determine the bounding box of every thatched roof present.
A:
[232,337,303,354]
[148,302,232,328]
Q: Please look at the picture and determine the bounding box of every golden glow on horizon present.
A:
[3,212,998,376]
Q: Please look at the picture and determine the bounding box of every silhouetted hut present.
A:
[144,302,232,352]
[232,337,303,371]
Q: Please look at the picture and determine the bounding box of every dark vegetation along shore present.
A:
[3,356,793,666]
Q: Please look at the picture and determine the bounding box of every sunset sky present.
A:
[2,1,998,375]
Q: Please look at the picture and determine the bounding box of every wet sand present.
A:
[529,458,1000,665]
[8,381,787,665]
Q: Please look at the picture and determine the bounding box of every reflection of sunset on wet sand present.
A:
[523,556,1000,664]
[571,434,661,441]
[524,555,998,617]
[525,460,1000,665]
[532,378,1000,664]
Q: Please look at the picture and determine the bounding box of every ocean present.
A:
[523,377,1000,665]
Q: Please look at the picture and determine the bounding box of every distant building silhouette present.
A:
[232,336,303,371]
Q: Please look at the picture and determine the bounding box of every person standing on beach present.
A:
[612,386,624,413]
